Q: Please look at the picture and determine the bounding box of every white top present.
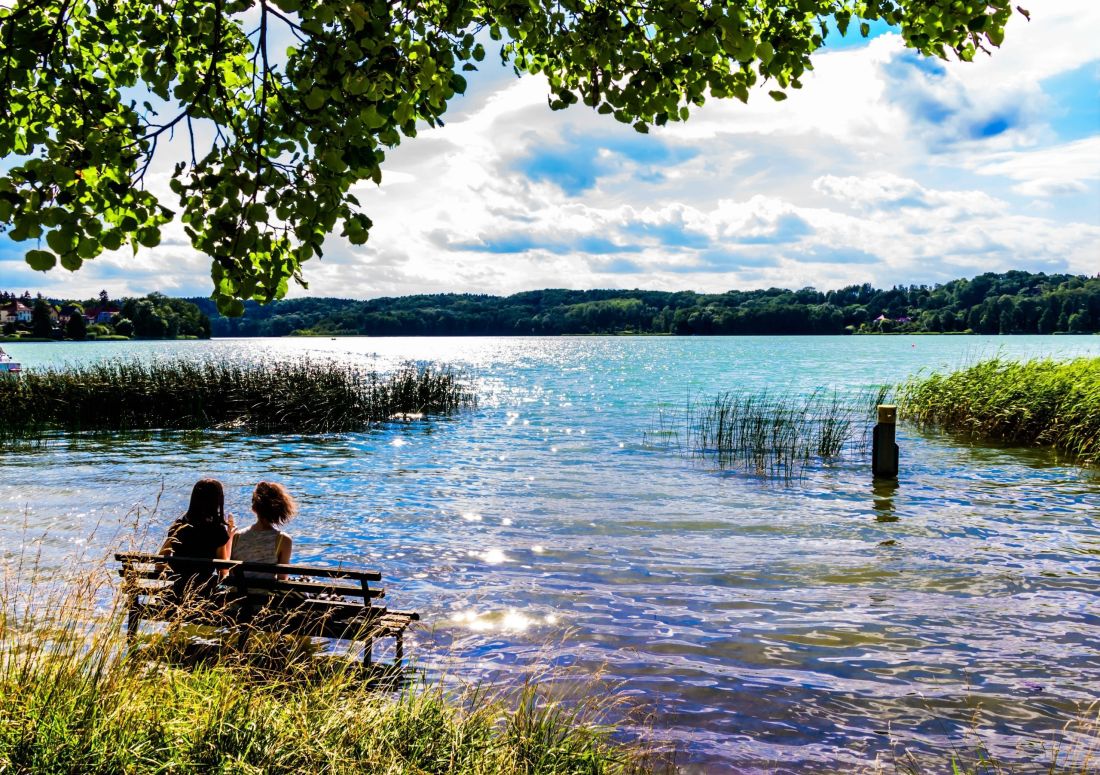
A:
[231,525,287,576]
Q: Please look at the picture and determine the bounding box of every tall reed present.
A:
[897,356,1100,464]
[646,387,888,480]
[0,358,476,439]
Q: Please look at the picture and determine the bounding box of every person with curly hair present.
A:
[231,481,297,579]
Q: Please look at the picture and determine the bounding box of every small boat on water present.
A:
[0,347,21,375]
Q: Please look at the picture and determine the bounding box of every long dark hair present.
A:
[183,478,225,526]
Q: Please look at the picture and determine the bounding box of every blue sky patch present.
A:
[595,258,644,274]
[632,220,711,249]
[1041,62,1100,142]
[736,213,814,245]
[520,148,599,196]
[516,131,697,195]
[970,114,1014,139]
[453,232,639,255]
[818,17,897,51]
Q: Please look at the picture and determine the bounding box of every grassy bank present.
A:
[646,387,888,480]
[0,359,475,438]
[898,356,1100,463]
[0,568,648,774]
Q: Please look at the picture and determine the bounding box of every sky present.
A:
[1,1,1098,300]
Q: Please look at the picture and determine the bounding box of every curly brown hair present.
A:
[251,481,298,526]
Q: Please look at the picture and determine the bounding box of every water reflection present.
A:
[2,336,1099,771]
[872,479,899,523]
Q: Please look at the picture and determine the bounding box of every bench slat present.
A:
[124,586,384,615]
[117,570,385,599]
[129,603,390,640]
[115,552,382,581]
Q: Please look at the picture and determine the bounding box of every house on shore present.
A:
[0,301,33,325]
[83,306,120,325]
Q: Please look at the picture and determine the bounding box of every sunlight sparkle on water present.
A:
[470,548,508,564]
[451,608,535,633]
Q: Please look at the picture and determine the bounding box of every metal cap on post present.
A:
[872,404,899,479]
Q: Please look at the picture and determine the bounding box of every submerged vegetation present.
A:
[899,356,1100,464]
[0,563,648,774]
[646,387,889,480]
[0,359,475,439]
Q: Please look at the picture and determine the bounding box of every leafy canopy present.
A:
[0,0,1021,314]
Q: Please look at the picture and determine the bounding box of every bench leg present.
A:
[125,597,139,649]
[363,636,373,667]
[394,632,403,667]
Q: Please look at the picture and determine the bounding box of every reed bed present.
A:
[0,557,650,774]
[0,358,475,438]
[897,356,1100,464]
[646,387,889,480]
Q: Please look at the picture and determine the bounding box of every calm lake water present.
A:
[2,335,1098,772]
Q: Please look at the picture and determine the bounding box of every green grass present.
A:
[646,387,888,480]
[897,357,1100,463]
[0,358,476,439]
[0,561,651,774]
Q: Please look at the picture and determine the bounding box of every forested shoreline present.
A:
[190,271,1100,337]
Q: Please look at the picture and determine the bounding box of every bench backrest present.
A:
[115,552,387,639]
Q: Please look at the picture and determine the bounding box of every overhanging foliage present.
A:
[0,0,1021,313]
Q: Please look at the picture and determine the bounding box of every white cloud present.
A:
[969,136,1100,196]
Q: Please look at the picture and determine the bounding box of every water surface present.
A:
[2,335,1098,772]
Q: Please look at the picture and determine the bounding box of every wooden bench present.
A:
[115,553,419,667]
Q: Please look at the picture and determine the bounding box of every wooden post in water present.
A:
[872,404,899,479]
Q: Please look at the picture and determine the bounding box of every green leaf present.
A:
[218,297,246,317]
[768,90,787,101]
[46,229,73,253]
[137,227,161,247]
[25,249,56,271]
[77,237,100,258]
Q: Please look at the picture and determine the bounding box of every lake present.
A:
[2,335,1098,772]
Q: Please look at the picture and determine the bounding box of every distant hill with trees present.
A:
[188,272,1100,338]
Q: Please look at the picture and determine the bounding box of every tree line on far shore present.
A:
[189,271,1100,338]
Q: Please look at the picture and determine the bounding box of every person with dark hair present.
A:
[160,478,233,599]
[231,481,297,579]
